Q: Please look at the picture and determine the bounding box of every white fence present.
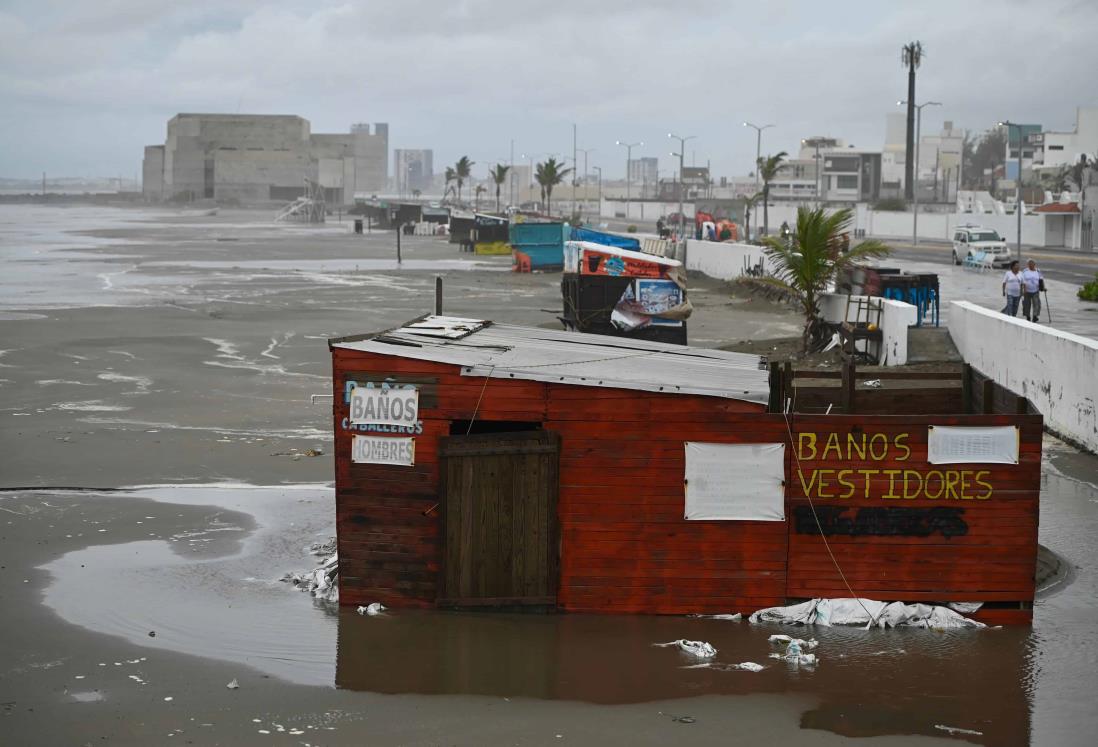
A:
[684,240,774,280]
[949,301,1098,453]
[599,199,695,222]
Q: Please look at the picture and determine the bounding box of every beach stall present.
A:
[560,240,690,345]
[449,211,509,253]
[510,221,569,272]
[328,317,1042,624]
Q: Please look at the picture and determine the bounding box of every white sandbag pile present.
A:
[749,598,985,629]
[654,639,718,659]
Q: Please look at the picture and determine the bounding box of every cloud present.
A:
[0,0,1095,178]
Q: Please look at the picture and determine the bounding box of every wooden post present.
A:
[981,378,995,415]
[396,222,402,264]
[961,363,973,414]
[783,361,793,413]
[1015,394,1029,414]
[841,359,856,414]
[768,361,781,413]
[435,276,443,316]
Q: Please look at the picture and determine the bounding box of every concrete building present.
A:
[1037,107,1098,171]
[142,146,164,202]
[916,121,964,203]
[142,114,388,204]
[394,149,433,196]
[1001,122,1042,187]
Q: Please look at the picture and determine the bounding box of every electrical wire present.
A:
[781,380,882,627]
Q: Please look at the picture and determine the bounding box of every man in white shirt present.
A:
[1021,259,1044,323]
[1001,260,1023,317]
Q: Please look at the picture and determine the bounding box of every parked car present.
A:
[952,226,1011,267]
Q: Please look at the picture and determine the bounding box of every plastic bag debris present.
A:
[357,602,385,616]
[733,662,764,672]
[226,679,239,690]
[863,379,882,388]
[281,540,338,603]
[768,636,818,666]
[767,634,819,650]
[749,598,985,629]
[682,661,764,672]
[654,639,717,658]
[946,601,983,615]
[694,613,742,621]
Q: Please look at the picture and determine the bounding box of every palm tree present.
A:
[758,206,891,352]
[411,188,421,200]
[454,156,474,202]
[742,191,762,242]
[490,164,510,213]
[757,151,787,237]
[474,184,486,212]
[535,157,572,216]
[443,167,456,201]
[901,41,924,201]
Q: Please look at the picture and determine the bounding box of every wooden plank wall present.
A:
[333,348,1042,622]
[544,388,783,615]
[784,413,1042,622]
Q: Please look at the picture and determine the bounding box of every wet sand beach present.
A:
[2,205,1098,745]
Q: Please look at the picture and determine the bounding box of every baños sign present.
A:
[349,385,419,428]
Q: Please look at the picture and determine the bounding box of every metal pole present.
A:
[509,139,515,209]
[396,219,402,264]
[679,148,685,238]
[626,145,632,218]
[756,130,762,186]
[1017,130,1023,257]
[572,123,577,217]
[914,107,921,246]
[434,275,443,315]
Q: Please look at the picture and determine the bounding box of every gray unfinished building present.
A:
[142,114,388,204]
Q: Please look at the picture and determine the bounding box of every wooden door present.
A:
[438,431,559,608]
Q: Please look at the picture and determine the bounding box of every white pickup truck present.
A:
[952,226,1012,267]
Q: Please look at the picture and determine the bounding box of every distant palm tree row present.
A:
[442,155,571,215]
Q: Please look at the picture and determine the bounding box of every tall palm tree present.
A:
[490,164,510,213]
[535,158,572,216]
[474,184,486,211]
[443,167,456,201]
[902,41,924,201]
[757,151,788,237]
[742,191,762,242]
[758,206,891,352]
[454,156,474,202]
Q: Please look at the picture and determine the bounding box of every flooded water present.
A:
[30,460,1098,745]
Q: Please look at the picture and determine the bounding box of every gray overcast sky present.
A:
[1,0,1095,180]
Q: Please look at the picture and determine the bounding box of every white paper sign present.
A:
[349,386,419,426]
[352,435,415,466]
[684,442,786,521]
[928,426,1019,465]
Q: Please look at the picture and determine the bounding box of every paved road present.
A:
[884,240,1098,286]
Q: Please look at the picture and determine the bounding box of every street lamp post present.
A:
[616,140,642,222]
[743,122,774,187]
[577,147,595,215]
[592,166,603,216]
[998,120,1024,258]
[669,132,696,238]
[900,100,942,245]
[801,137,825,208]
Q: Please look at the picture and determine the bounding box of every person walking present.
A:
[1021,259,1044,323]
[1001,260,1023,317]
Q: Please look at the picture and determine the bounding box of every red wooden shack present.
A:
[329,316,1042,624]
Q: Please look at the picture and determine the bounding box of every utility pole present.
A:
[669,132,696,238]
[572,123,577,218]
[802,137,827,208]
[998,120,1024,257]
[509,139,515,209]
[593,166,602,214]
[743,122,774,187]
[900,99,941,245]
[616,140,642,221]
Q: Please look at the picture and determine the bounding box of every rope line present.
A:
[782,381,881,627]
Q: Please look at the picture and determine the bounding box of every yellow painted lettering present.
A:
[894,433,911,462]
[924,470,945,500]
[837,469,856,499]
[797,468,820,496]
[798,432,818,460]
[815,469,835,498]
[869,433,889,460]
[882,469,903,499]
[858,469,880,498]
[959,471,975,500]
[902,470,924,500]
[846,433,866,460]
[944,471,961,500]
[974,471,993,500]
[821,432,842,460]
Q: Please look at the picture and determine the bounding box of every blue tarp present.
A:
[570,226,641,251]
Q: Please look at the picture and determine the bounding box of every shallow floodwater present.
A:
[34,463,1098,744]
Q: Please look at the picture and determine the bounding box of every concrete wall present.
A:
[819,293,917,366]
[599,198,695,222]
[949,300,1098,453]
[684,240,775,279]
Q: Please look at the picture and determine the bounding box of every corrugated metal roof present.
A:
[332,316,770,404]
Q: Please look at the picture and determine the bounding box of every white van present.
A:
[952,226,1011,267]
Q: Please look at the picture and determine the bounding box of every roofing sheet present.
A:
[332,316,769,404]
